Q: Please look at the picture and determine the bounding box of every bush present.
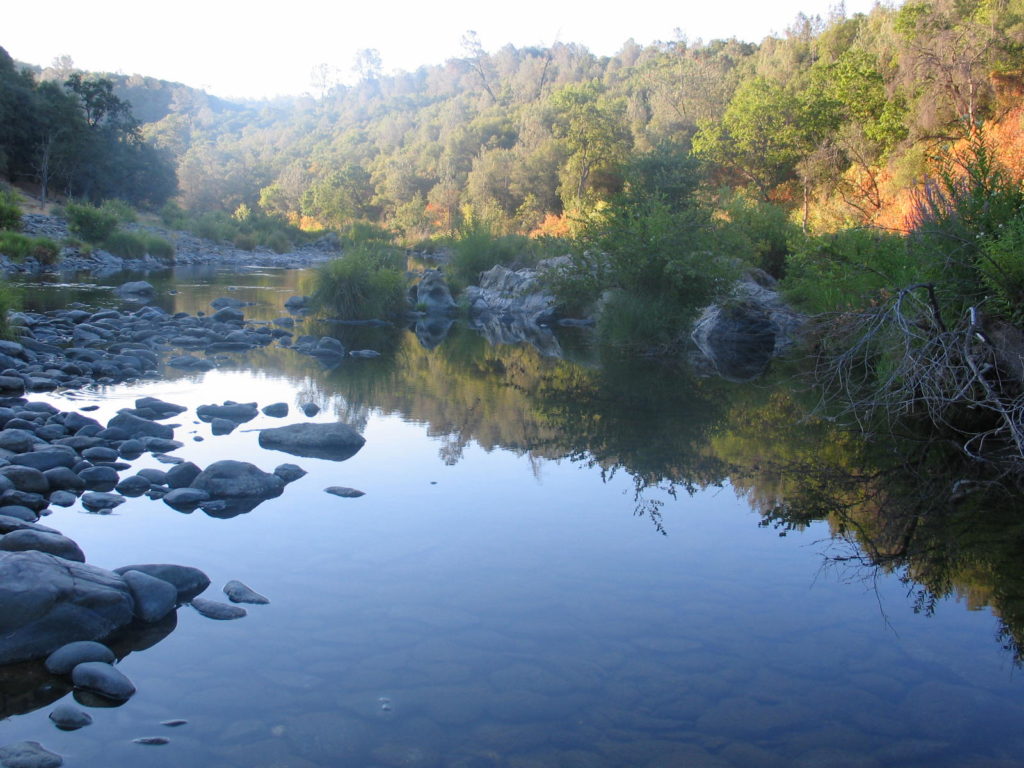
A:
[265,231,291,254]
[0,188,22,231]
[234,233,257,251]
[597,290,696,352]
[99,199,137,223]
[160,201,187,229]
[143,234,175,262]
[311,239,407,320]
[783,229,914,314]
[448,223,566,291]
[65,202,118,243]
[0,232,60,265]
[716,193,800,278]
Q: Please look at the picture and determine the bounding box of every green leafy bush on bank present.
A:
[102,230,175,262]
[0,188,22,231]
[65,202,119,243]
[311,231,407,320]
[0,231,60,265]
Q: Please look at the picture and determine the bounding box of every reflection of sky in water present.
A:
[2,369,1020,767]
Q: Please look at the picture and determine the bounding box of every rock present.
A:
[258,422,365,461]
[690,276,804,382]
[0,530,85,563]
[0,741,63,768]
[273,463,306,484]
[261,402,289,418]
[0,505,37,522]
[116,281,155,300]
[348,349,381,358]
[325,486,365,498]
[80,492,125,513]
[42,467,85,493]
[49,703,92,730]
[210,417,236,435]
[162,487,210,509]
[189,460,285,502]
[0,376,25,397]
[0,466,49,494]
[164,461,201,488]
[211,307,244,324]
[410,269,457,314]
[8,450,74,472]
[223,580,269,604]
[113,564,209,603]
[77,466,119,492]
[45,641,116,674]
[0,429,42,454]
[191,597,247,620]
[196,402,258,424]
[132,737,169,746]
[121,569,178,623]
[0,551,134,665]
[134,397,187,418]
[300,402,320,417]
[284,295,309,312]
[47,491,76,508]
[114,475,150,497]
[71,661,135,701]
[107,412,173,440]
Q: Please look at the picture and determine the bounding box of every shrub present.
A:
[311,240,407,320]
[265,231,291,254]
[449,223,564,291]
[234,233,257,251]
[0,188,22,231]
[65,202,118,243]
[160,201,187,229]
[0,232,60,265]
[99,199,137,223]
[716,193,800,278]
[143,234,175,262]
[783,229,914,314]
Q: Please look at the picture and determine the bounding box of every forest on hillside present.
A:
[3,0,1024,242]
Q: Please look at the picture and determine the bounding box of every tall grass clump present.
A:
[311,234,407,320]
[102,231,175,262]
[0,188,22,231]
[449,222,568,291]
[65,202,118,243]
[0,232,60,265]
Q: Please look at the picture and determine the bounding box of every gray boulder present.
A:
[0,551,134,665]
[189,460,285,502]
[0,741,63,768]
[116,281,155,300]
[107,412,173,440]
[0,530,85,563]
[190,597,246,620]
[410,269,457,314]
[112,564,209,603]
[258,422,365,461]
[196,402,258,424]
[71,661,135,701]
[49,703,93,730]
[44,641,116,674]
[121,569,178,623]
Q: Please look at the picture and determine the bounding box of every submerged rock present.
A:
[191,597,247,620]
[259,422,365,461]
[0,741,63,768]
[223,580,270,605]
[48,703,92,730]
[325,486,365,498]
[71,661,135,701]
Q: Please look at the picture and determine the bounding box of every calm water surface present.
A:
[1,266,1022,767]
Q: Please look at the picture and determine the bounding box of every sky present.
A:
[5,0,890,100]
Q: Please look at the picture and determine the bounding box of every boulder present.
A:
[196,402,258,424]
[0,551,134,665]
[112,564,209,603]
[121,569,177,623]
[259,422,365,461]
[44,641,116,674]
[0,741,63,768]
[410,269,457,314]
[116,281,155,300]
[106,412,174,440]
[49,703,93,730]
[189,460,285,502]
[0,530,85,563]
[70,661,135,701]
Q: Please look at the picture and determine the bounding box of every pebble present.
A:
[160,720,188,727]
[132,737,169,746]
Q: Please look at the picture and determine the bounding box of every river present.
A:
[1,263,1022,767]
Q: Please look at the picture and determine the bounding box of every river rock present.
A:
[189,460,285,501]
[223,580,269,605]
[196,402,258,424]
[77,466,119,492]
[48,703,92,730]
[47,491,76,508]
[0,551,134,664]
[0,466,49,494]
[410,269,457,314]
[258,422,365,461]
[190,597,247,620]
[113,564,209,603]
[0,530,85,563]
[273,463,306,484]
[325,486,365,498]
[121,569,178,623]
[114,475,150,497]
[261,402,289,418]
[134,397,187,419]
[116,281,154,300]
[162,487,210,509]
[210,417,236,435]
[0,741,63,768]
[0,505,37,522]
[44,641,116,674]
[80,492,125,513]
[71,661,135,701]
[0,429,42,453]
[164,461,201,488]
[42,467,85,493]
[106,412,173,440]
[9,450,74,472]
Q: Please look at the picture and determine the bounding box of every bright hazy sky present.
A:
[5,0,889,100]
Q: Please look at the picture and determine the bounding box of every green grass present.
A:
[0,231,60,265]
[311,238,408,320]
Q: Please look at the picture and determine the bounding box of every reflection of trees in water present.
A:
[713,386,1024,665]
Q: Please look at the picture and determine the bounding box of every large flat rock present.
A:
[258,422,365,461]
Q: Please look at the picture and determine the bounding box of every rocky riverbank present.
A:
[4,214,339,276]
